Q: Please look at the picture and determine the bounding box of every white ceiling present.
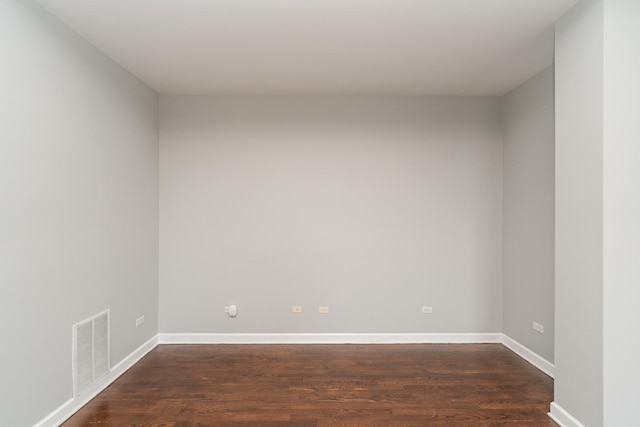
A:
[37,0,578,96]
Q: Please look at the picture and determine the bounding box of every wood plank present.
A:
[63,344,557,426]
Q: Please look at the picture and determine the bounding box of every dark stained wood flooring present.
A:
[63,344,557,426]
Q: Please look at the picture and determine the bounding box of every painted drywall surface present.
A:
[502,66,555,363]
[0,1,159,426]
[159,96,503,334]
[554,0,604,425]
[602,0,640,424]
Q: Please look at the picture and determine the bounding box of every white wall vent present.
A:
[72,310,110,397]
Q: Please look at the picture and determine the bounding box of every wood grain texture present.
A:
[63,344,557,426]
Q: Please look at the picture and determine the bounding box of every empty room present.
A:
[1,0,638,426]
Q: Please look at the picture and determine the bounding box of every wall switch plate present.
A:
[318,306,329,314]
[533,321,544,333]
[292,306,303,313]
[422,306,433,314]
[135,315,145,327]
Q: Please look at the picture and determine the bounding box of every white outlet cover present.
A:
[533,321,544,333]
[227,305,237,317]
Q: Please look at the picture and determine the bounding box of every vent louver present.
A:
[72,310,110,397]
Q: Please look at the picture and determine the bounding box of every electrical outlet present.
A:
[292,306,303,313]
[422,306,433,314]
[225,305,237,317]
[318,306,329,314]
[533,321,544,334]
[135,315,145,327]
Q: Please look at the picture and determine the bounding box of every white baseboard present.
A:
[158,332,502,345]
[549,402,587,427]
[500,334,555,378]
[33,335,159,427]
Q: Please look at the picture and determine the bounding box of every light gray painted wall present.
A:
[554,0,604,425]
[159,96,503,334]
[0,1,159,426]
[502,66,555,363]
[602,0,640,424]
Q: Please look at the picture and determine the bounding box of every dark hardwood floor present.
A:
[63,344,557,426]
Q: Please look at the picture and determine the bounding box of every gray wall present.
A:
[501,67,555,363]
[159,96,503,334]
[602,0,640,424]
[555,0,604,425]
[0,1,159,426]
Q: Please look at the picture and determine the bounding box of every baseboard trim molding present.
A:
[548,402,587,427]
[158,332,503,345]
[33,335,159,427]
[500,334,555,378]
